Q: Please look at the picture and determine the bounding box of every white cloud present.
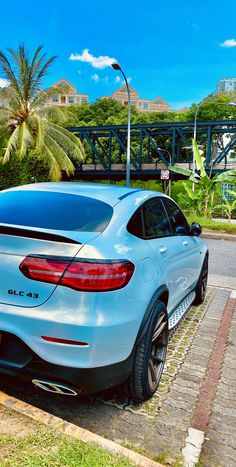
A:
[220,38,236,48]
[127,77,132,84]
[69,49,117,69]
[91,73,100,82]
[115,75,121,83]
[0,78,9,88]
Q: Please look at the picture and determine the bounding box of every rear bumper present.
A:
[0,332,133,393]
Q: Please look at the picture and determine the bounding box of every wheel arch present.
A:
[135,284,169,346]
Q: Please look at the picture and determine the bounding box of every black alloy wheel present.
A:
[127,300,168,402]
[194,256,208,305]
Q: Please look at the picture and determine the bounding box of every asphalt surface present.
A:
[205,238,236,288]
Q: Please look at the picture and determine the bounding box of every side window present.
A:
[143,198,172,238]
[127,208,144,238]
[163,199,190,235]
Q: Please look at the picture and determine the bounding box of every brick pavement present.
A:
[200,298,236,467]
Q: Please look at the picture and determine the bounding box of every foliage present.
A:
[212,189,236,222]
[169,138,236,218]
[0,150,50,190]
[213,197,236,222]
[0,44,85,180]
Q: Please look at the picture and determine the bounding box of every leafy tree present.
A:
[0,44,85,180]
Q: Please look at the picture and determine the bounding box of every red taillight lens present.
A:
[19,256,135,292]
[19,256,69,284]
[60,261,135,291]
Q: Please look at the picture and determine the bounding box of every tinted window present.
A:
[163,199,189,235]
[143,198,172,238]
[0,191,113,232]
[127,209,144,238]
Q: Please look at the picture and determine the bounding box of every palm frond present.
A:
[0,49,23,100]
[27,114,43,149]
[45,121,85,161]
[18,121,33,157]
[44,133,75,175]
[32,56,57,91]
[2,126,20,163]
[40,140,62,181]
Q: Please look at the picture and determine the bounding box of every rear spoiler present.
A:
[0,225,81,245]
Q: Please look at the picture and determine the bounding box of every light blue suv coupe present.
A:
[0,182,208,401]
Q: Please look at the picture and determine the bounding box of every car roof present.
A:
[4,182,166,207]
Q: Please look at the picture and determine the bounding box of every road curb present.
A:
[201,232,236,241]
[0,390,163,467]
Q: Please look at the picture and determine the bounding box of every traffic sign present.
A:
[160,170,170,180]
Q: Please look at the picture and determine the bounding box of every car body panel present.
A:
[0,182,208,392]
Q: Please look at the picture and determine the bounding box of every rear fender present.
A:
[135,284,169,346]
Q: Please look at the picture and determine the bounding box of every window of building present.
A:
[52,96,59,103]
[57,81,69,88]
[68,97,74,103]
[81,97,87,103]
[143,103,149,109]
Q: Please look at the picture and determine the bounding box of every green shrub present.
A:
[0,151,50,190]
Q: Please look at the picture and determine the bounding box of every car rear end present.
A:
[0,185,145,394]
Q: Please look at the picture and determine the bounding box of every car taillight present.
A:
[19,256,135,292]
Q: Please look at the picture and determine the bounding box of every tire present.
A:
[126,300,168,402]
[193,255,208,305]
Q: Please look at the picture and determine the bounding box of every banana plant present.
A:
[169,139,236,218]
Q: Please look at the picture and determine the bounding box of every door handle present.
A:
[182,241,188,246]
[159,247,168,255]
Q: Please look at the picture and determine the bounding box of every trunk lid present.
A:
[0,226,98,307]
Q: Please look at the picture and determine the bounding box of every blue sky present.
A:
[0,0,236,109]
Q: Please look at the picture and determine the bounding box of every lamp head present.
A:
[111,62,120,71]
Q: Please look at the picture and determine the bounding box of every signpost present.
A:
[160,170,171,196]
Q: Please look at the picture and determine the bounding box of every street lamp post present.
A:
[192,100,236,191]
[111,62,131,187]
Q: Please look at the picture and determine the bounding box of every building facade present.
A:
[48,78,89,106]
[102,85,171,112]
[217,78,236,93]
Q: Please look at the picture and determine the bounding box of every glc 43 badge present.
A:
[8,289,39,298]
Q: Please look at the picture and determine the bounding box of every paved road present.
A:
[205,239,236,289]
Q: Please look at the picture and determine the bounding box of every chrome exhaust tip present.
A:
[32,379,78,396]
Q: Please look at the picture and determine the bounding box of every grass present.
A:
[0,430,135,467]
[186,214,236,234]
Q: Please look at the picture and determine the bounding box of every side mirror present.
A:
[190,222,202,236]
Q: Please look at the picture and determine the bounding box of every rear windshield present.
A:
[0,191,113,232]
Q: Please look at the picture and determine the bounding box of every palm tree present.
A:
[0,44,85,180]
